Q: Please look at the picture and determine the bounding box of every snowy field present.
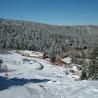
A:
[0,50,98,98]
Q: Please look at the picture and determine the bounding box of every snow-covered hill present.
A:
[0,50,98,98]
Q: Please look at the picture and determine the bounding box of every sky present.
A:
[0,0,98,25]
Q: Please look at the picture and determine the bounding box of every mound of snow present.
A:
[62,57,71,64]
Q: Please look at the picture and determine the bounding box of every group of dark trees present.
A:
[82,47,98,80]
[71,47,98,80]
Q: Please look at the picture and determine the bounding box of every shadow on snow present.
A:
[0,76,50,91]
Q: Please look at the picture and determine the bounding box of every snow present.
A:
[62,57,71,64]
[0,50,98,98]
[71,66,78,71]
[19,50,44,58]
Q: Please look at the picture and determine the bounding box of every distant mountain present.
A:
[0,18,98,57]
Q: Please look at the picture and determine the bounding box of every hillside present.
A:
[0,18,98,58]
[0,19,98,97]
[0,50,98,98]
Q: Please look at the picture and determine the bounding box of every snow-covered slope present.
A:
[0,50,98,98]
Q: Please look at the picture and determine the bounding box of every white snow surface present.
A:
[0,50,98,98]
[62,57,71,64]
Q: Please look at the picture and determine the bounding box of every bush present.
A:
[87,59,98,80]
[71,50,84,65]
[80,70,87,80]
[81,47,98,80]
[50,56,56,63]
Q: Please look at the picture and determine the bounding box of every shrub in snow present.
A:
[80,70,87,80]
[50,56,56,63]
[81,47,98,80]
[86,59,98,80]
